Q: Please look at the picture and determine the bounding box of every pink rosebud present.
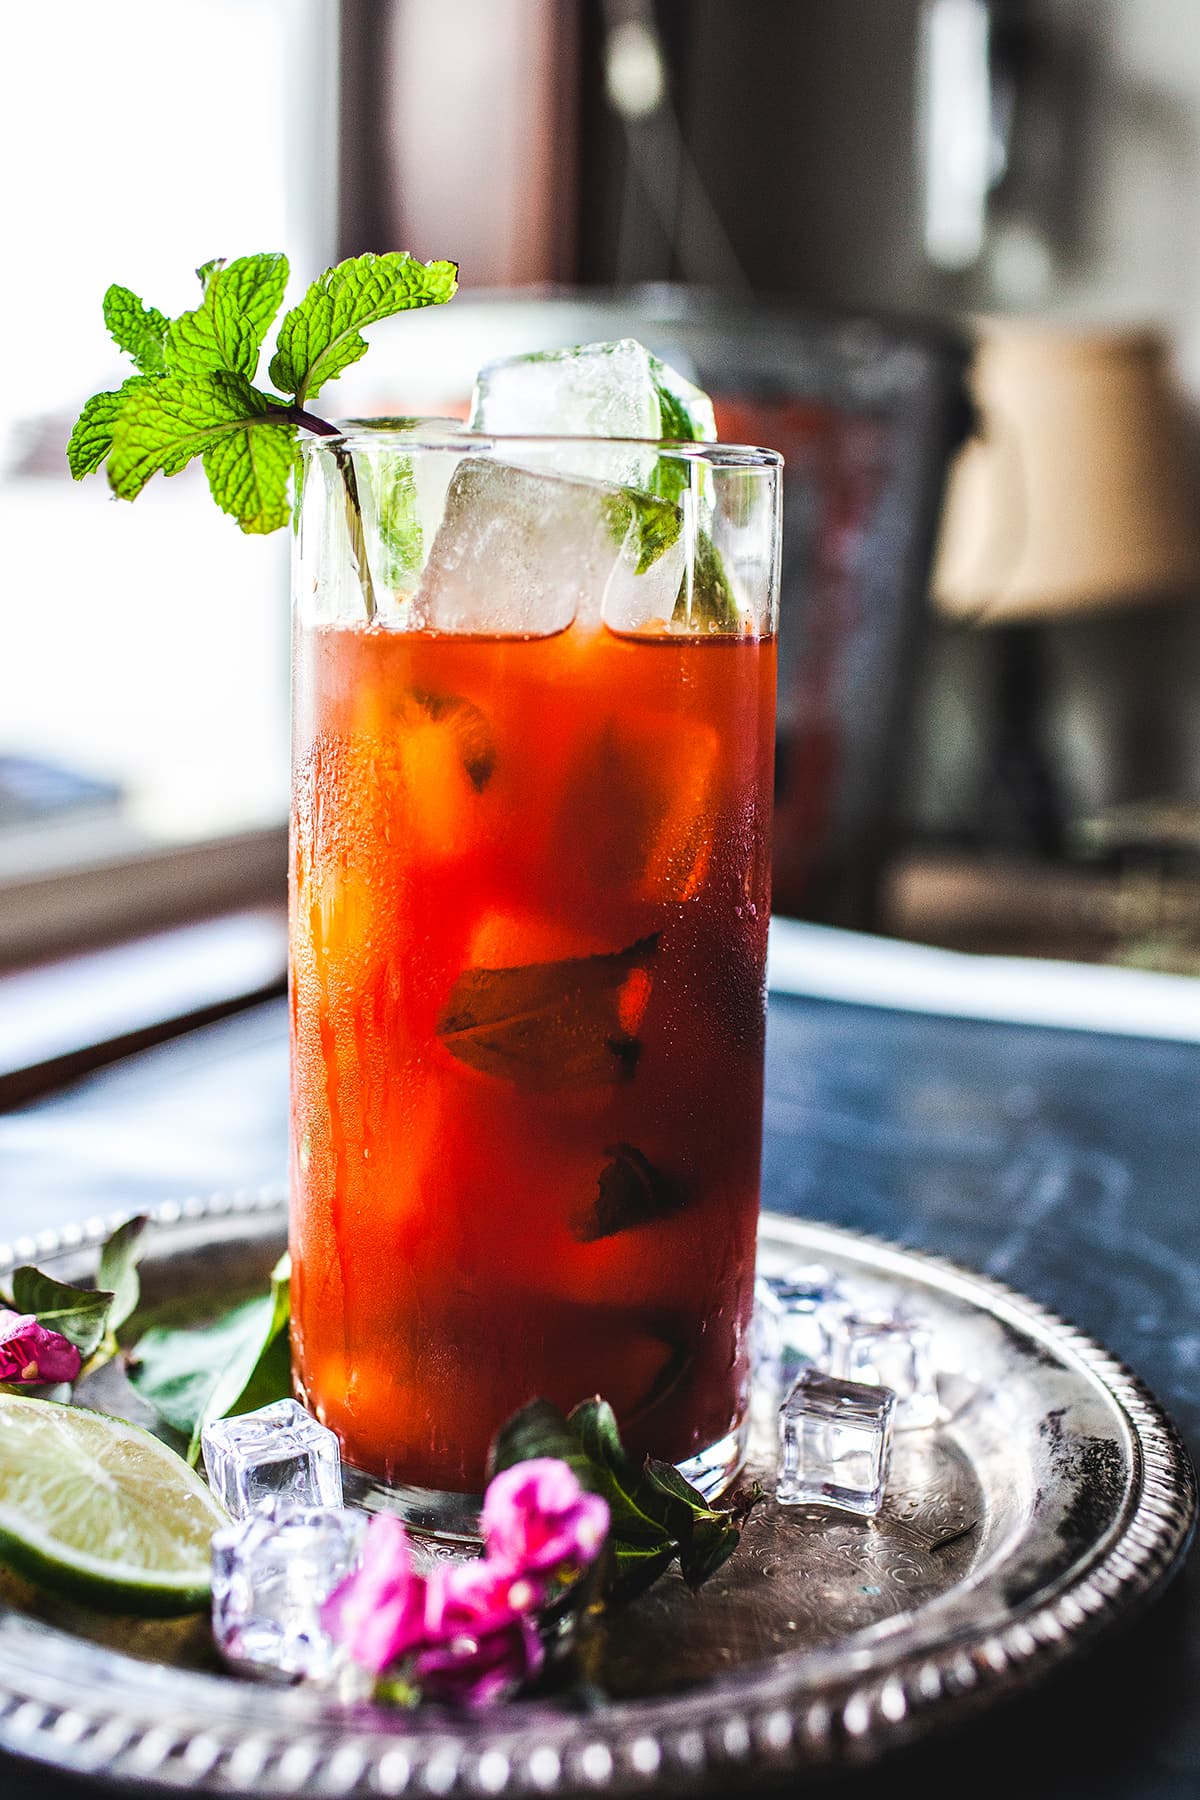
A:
[482,1458,609,1579]
[0,1310,81,1385]
[415,1559,543,1706]
[321,1515,427,1676]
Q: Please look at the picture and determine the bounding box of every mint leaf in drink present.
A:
[602,487,681,575]
[673,529,741,631]
[569,1145,684,1243]
[66,377,149,478]
[165,252,289,380]
[270,251,458,404]
[436,935,658,1090]
[102,286,169,375]
[361,451,424,588]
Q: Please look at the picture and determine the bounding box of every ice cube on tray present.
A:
[201,1398,343,1521]
[753,1264,843,1393]
[412,457,684,634]
[826,1306,940,1430]
[211,1498,366,1681]
[777,1369,896,1515]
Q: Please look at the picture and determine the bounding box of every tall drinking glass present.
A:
[289,428,781,1535]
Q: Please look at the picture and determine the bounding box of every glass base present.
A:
[342,1413,750,1544]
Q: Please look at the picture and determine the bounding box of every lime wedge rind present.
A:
[0,1394,226,1616]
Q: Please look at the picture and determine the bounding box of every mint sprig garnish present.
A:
[69,250,458,539]
[270,251,457,404]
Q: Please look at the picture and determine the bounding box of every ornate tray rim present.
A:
[0,1188,1193,1797]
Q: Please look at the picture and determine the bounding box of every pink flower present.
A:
[0,1311,81,1384]
[482,1459,609,1579]
[320,1515,426,1676]
[414,1559,544,1707]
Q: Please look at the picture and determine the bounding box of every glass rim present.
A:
[303,422,783,471]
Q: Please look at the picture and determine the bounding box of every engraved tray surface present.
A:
[0,1191,1193,1796]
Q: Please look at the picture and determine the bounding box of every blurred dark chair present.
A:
[366,288,973,928]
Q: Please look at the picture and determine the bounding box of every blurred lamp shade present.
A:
[933,320,1200,624]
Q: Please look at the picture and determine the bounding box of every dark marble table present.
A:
[1,988,1198,1798]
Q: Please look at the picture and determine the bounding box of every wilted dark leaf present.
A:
[437,936,657,1089]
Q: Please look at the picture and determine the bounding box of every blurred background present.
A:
[6,0,1200,976]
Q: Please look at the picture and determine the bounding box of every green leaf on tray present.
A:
[269,250,458,404]
[488,1395,755,1600]
[129,1252,291,1464]
[97,1214,150,1337]
[436,935,658,1090]
[9,1270,114,1361]
[569,1144,684,1244]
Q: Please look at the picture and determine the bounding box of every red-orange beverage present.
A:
[289,614,776,1497]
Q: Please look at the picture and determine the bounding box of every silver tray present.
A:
[0,1190,1193,1795]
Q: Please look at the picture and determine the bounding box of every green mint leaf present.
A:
[436,934,657,1090]
[10,1268,114,1360]
[106,370,280,499]
[129,1253,290,1464]
[567,1398,674,1548]
[66,377,149,479]
[96,1214,150,1336]
[165,252,289,380]
[673,529,741,631]
[360,450,424,589]
[102,285,169,374]
[202,417,297,534]
[569,1145,685,1244]
[270,251,458,403]
[602,487,681,575]
[487,1398,597,1489]
[487,1395,750,1602]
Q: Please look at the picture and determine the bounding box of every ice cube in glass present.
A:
[201,1398,343,1520]
[413,458,683,635]
[777,1369,895,1514]
[469,338,715,488]
[827,1307,940,1429]
[211,1499,366,1681]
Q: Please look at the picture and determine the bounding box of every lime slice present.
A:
[0,1394,226,1615]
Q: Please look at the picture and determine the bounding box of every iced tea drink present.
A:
[289,432,780,1517]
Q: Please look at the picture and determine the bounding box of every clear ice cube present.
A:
[211,1498,367,1681]
[777,1369,895,1515]
[826,1307,940,1429]
[753,1264,843,1398]
[469,338,715,488]
[413,458,682,635]
[201,1399,343,1521]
